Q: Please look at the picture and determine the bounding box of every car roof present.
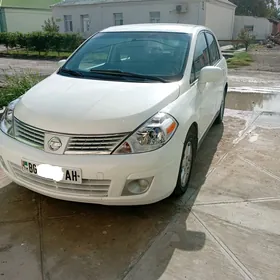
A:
[101,23,205,34]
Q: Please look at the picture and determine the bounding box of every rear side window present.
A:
[205,32,220,65]
[191,32,210,83]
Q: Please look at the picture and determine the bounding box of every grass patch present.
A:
[227,52,253,69]
[0,69,44,108]
[0,49,72,60]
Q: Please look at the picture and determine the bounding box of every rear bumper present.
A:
[0,131,183,205]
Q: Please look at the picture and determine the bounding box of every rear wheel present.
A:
[173,129,197,196]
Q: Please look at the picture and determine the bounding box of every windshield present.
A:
[59,31,191,82]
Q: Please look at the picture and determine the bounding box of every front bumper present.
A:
[0,131,183,205]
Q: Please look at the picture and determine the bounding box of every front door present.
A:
[191,32,217,138]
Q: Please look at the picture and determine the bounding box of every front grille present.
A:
[65,133,128,154]
[13,118,128,154]
[14,118,44,149]
[10,162,110,197]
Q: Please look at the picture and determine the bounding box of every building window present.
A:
[244,25,254,33]
[149,12,160,23]
[64,15,73,32]
[81,14,90,32]
[114,13,123,26]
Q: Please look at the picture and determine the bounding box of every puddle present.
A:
[226,92,280,112]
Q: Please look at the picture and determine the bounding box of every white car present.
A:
[0,24,228,205]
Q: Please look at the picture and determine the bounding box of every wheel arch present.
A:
[186,122,198,149]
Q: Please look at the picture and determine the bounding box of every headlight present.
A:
[0,98,21,137]
[113,112,178,154]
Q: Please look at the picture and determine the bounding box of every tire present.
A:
[173,128,197,196]
[215,88,227,125]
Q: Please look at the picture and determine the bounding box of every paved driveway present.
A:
[1,54,280,279]
[1,108,280,280]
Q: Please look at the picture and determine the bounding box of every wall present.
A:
[233,16,273,40]
[4,8,52,33]
[205,1,236,40]
[52,0,205,38]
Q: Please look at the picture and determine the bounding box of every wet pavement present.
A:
[1,107,280,279]
[226,91,280,112]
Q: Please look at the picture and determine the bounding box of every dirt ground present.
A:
[242,45,280,72]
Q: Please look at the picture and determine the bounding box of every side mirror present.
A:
[198,66,223,84]
[58,59,67,68]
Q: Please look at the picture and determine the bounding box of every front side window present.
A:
[192,32,210,82]
[150,12,160,23]
[205,32,220,65]
[59,31,192,82]
[64,15,73,32]
[114,13,123,26]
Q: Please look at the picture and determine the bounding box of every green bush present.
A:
[238,29,256,51]
[0,69,43,108]
[0,31,83,55]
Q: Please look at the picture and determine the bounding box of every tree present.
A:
[230,0,277,17]
[42,17,59,33]
[238,29,256,51]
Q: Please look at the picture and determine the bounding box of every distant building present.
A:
[233,16,274,40]
[0,0,60,33]
[51,0,236,40]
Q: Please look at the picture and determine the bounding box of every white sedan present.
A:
[0,24,228,205]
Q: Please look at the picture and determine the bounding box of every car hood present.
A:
[14,74,180,134]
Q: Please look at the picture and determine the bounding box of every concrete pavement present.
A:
[1,55,280,279]
[124,110,280,280]
[1,109,280,279]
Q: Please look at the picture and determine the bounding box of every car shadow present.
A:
[122,123,225,279]
[0,124,224,280]
[176,123,225,248]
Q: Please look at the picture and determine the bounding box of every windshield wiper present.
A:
[89,69,167,83]
[59,68,84,77]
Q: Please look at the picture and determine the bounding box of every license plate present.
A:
[21,160,82,184]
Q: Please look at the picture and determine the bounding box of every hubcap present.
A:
[180,141,193,187]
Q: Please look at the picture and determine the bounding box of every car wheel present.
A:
[173,129,197,196]
[215,89,227,125]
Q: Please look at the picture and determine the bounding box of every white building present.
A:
[0,0,59,33]
[51,0,236,40]
[233,16,273,40]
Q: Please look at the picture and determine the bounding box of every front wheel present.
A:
[173,129,197,196]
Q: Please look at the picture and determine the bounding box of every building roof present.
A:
[53,0,146,6]
[0,0,60,9]
[53,0,237,7]
[102,23,203,33]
